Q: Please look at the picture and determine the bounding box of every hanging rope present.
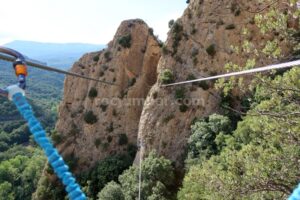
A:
[138,139,144,200]
[9,89,86,200]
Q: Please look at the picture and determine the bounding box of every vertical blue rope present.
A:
[289,184,300,200]
[11,92,86,200]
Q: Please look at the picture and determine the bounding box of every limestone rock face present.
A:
[56,0,293,171]
[137,0,292,167]
[56,19,161,170]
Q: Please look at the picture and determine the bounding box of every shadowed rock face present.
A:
[56,19,161,170]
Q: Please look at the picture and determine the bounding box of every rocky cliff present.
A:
[56,0,293,171]
[55,19,161,170]
[137,0,292,167]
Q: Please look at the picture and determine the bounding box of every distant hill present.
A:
[4,40,105,69]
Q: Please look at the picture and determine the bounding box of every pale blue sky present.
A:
[0,0,187,45]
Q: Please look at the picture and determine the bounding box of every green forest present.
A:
[0,60,63,200]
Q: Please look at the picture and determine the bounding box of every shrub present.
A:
[162,141,167,148]
[89,87,98,98]
[152,91,158,99]
[84,111,98,124]
[104,51,112,62]
[106,122,114,133]
[148,28,154,36]
[107,136,113,143]
[127,144,137,158]
[118,34,132,48]
[102,143,109,150]
[230,3,241,16]
[157,39,164,48]
[179,104,189,112]
[168,19,175,28]
[95,138,102,148]
[206,44,216,56]
[198,81,210,90]
[209,71,218,76]
[187,114,232,161]
[112,109,117,116]
[163,114,175,123]
[97,181,124,200]
[51,131,63,144]
[162,45,169,55]
[172,21,183,35]
[69,123,79,136]
[187,74,196,80]
[93,55,100,62]
[175,88,186,100]
[160,69,174,84]
[118,152,175,200]
[88,154,133,199]
[100,104,108,112]
[118,134,128,145]
[119,90,127,99]
[225,24,236,30]
[64,154,79,171]
[99,71,105,77]
[172,22,183,54]
[187,74,200,86]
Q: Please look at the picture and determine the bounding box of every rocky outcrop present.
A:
[55,19,161,170]
[137,0,292,168]
[56,0,293,171]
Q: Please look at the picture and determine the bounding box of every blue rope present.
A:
[11,92,86,200]
[289,184,300,200]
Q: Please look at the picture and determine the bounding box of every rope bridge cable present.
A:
[163,60,300,87]
[0,53,118,86]
[10,91,86,200]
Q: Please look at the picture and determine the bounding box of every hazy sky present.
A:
[0,0,187,45]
